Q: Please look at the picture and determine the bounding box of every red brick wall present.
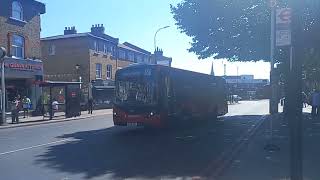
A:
[0,15,42,59]
[41,37,90,86]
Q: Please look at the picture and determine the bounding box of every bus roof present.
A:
[116,64,225,81]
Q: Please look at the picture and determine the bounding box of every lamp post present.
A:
[154,26,170,51]
[0,47,7,125]
[75,64,81,89]
[153,26,170,65]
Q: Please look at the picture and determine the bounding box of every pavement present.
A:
[219,105,316,180]
[0,109,113,129]
[0,100,269,180]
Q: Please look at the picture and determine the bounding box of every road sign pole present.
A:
[287,1,303,179]
[0,47,6,126]
[270,4,278,115]
[264,2,282,153]
[1,61,5,125]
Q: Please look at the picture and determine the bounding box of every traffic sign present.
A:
[276,8,292,46]
[276,30,291,46]
[276,8,292,24]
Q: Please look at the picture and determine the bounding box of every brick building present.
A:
[41,24,160,105]
[0,0,45,109]
[119,42,153,64]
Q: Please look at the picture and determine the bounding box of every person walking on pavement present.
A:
[311,90,320,117]
[51,99,59,117]
[302,92,308,108]
[11,96,21,123]
[88,98,93,114]
[22,96,31,118]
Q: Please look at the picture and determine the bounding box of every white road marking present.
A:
[0,138,74,156]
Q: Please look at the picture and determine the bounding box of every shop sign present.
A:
[5,63,42,71]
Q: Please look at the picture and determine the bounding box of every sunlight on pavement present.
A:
[226,100,269,116]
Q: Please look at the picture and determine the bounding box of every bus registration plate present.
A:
[127,123,138,126]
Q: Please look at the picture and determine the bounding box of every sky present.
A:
[39,0,270,79]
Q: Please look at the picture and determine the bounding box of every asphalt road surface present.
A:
[0,100,269,180]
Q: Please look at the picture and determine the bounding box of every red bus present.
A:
[113,64,228,128]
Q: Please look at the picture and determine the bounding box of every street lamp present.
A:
[0,47,6,125]
[75,64,82,89]
[154,26,170,51]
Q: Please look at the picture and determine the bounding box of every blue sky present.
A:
[39,0,270,79]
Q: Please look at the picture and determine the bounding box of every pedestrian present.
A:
[311,90,320,117]
[17,95,22,118]
[51,99,59,117]
[302,92,308,108]
[43,94,49,116]
[22,96,31,118]
[88,98,93,114]
[11,96,21,123]
[280,97,285,106]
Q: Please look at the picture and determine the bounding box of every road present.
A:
[0,100,269,180]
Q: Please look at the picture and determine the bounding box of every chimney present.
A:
[91,24,105,35]
[154,47,163,57]
[64,26,77,35]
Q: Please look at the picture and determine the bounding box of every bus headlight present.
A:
[150,112,154,116]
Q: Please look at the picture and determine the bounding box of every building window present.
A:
[49,44,55,55]
[103,44,108,54]
[119,49,126,59]
[12,1,23,21]
[128,52,134,62]
[106,64,112,79]
[94,41,98,52]
[111,46,117,57]
[95,63,102,79]
[11,34,24,58]
[144,56,149,63]
[136,55,143,63]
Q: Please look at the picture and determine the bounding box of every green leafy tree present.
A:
[171,0,320,62]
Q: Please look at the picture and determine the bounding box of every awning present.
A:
[39,81,82,87]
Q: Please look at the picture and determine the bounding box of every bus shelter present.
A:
[39,81,82,120]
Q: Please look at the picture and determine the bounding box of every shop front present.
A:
[91,79,115,109]
[0,57,43,111]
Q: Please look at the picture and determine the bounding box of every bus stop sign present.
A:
[276,8,292,47]
[276,8,292,24]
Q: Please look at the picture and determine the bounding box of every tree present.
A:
[171,0,320,62]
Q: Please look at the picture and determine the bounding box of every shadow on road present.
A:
[35,115,265,179]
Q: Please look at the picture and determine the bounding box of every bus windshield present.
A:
[115,67,158,107]
[115,81,157,106]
